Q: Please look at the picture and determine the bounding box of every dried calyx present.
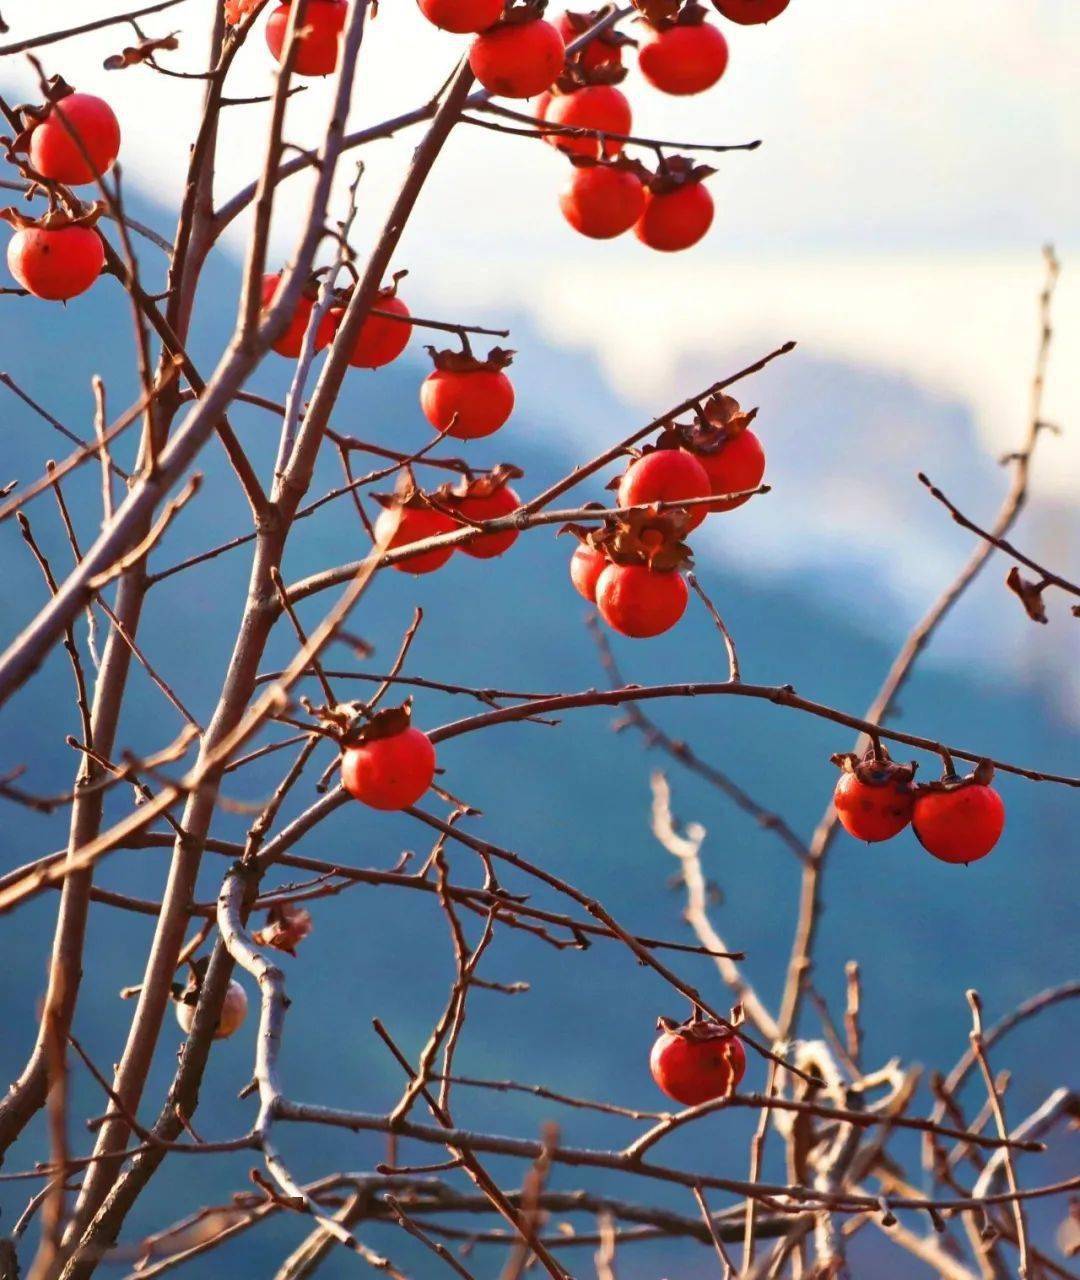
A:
[431,463,524,509]
[565,153,651,179]
[490,0,551,27]
[917,758,997,794]
[425,345,515,374]
[645,153,716,195]
[632,0,707,30]
[371,474,438,514]
[172,954,212,1007]
[340,701,415,749]
[563,508,694,572]
[561,8,637,47]
[656,1009,742,1040]
[831,743,917,790]
[335,272,404,310]
[0,201,104,232]
[6,76,76,153]
[551,58,628,91]
[659,393,758,456]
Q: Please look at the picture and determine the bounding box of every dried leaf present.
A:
[253,904,313,957]
[1005,565,1048,624]
[104,32,180,71]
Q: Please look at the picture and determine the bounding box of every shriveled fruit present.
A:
[559,160,645,239]
[266,0,346,76]
[342,725,437,811]
[638,20,728,95]
[261,273,333,358]
[636,178,714,251]
[333,290,412,368]
[543,84,632,157]
[570,543,607,601]
[650,1017,746,1105]
[375,502,458,574]
[616,449,712,530]
[711,0,789,23]
[596,562,688,637]
[176,980,248,1040]
[469,18,565,98]
[833,751,915,843]
[419,0,505,32]
[420,348,515,439]
[29,94,121,185]
[913,768,1005,865]
[7,223,104,300]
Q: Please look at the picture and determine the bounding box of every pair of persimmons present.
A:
[834,749,1006,865]
[4,91,120,300]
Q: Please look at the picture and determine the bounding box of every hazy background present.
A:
[0,1,1077,1275]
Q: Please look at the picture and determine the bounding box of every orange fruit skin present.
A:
[638,22,729,96]
[420,368,515,438]
[834,772,913,843]
[596,564,688,637]
[696,430,766,511]
[341,729,437,810]
[617,450,712,530]
[30,94,121,185]
[469,20,566,98]
[376,505,458,574]
[559,164,645,239]
[266,1,346,76]
[650,1028,746,1105]
[8,226,104,301]
[913,785,1005,864]
[635,182,715,252]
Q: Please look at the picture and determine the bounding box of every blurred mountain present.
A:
[0,213,1076,1278]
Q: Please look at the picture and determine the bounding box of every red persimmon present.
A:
[469,19,566,98]
[711,0,789,23]
[555,11,625,71]
[29,94,121,185]
[420,358,515,439]
[596,562,688,637]
[543,84,632,157]
[650,1019,746,1106]
[341,726,437,811]
[638,21,728,96]
[419,0,505,32]
[332,291,413,368]
[570,543,607,601]
[696,430,766,510]
[261,273,333,358]
[913,775,1005,865]
[834,762,914,843]
[616,449,712,531]
[7,224,104,301]
[375,503,458,574]
[266,0,346,76]
[635,179,714,251]
[456,482,521,558]
[559,161,645,239]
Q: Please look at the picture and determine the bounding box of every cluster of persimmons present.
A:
[4,0,1007,1077]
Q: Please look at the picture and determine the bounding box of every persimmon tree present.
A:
[0,4,1076,1280]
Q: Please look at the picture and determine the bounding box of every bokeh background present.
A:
[0,0,1077,1275]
